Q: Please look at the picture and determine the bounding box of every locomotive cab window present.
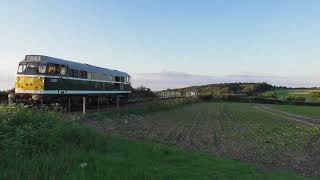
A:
[18,62,39,74]
[27,63,38,69]
[47,64,60,75]
[17,64,26,73]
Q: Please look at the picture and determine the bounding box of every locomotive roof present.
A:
[22,55,129,77]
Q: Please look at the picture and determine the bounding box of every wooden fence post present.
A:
[83,97,86,115]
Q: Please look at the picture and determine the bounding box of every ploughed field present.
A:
[87,102,320,176]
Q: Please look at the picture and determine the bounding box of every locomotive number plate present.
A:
[50,79,59,83]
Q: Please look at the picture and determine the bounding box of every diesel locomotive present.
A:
[14,55,131,104]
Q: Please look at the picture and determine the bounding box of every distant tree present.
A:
[0,88,14,101]
[131,86,155,99]
[135,86,151,92]
[262,91,276,98]
[255,83,274,92]
[242,85,255,96]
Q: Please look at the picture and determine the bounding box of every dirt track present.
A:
[86,102,320,176]
[253,105,320,128]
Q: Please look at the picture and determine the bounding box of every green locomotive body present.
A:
[15,55,131,101]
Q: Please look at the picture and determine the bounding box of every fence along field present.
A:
[87,102,320,176]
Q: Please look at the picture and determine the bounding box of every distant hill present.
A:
[173,82,275,97]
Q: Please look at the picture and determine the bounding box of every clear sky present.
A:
[0,0,320,90]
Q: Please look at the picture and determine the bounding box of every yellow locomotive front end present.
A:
[15,57,47,101]
[15,76,45,93]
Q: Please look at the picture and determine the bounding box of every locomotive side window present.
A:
[68,69,79,78]
[105,74,113,81]
[38,64,46,74]
[79,71,87,79]
[68,69,74,77]
[47,64,60,75]
[74,70,79,78]
[120,77,125,82]
[88,72,92,79]
[93,73,105,80]
[60,65,67,76]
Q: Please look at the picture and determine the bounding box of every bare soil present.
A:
[85,102,320,176]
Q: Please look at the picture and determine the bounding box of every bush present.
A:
[311,91,320,98]
[131,86,155,100]
[222,94,248,102]
[0,89,15,101]
[0,105,104,158]
[0,91,8,101]
[248,97,285,104]
[0,106,60,156]
[286,95,306,103]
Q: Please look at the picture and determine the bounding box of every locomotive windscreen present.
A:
[17,62,46,74]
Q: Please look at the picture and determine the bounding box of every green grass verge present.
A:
[0,105,314,179]
[270,104,320,119]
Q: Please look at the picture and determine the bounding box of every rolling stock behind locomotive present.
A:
[14,55,131,104]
